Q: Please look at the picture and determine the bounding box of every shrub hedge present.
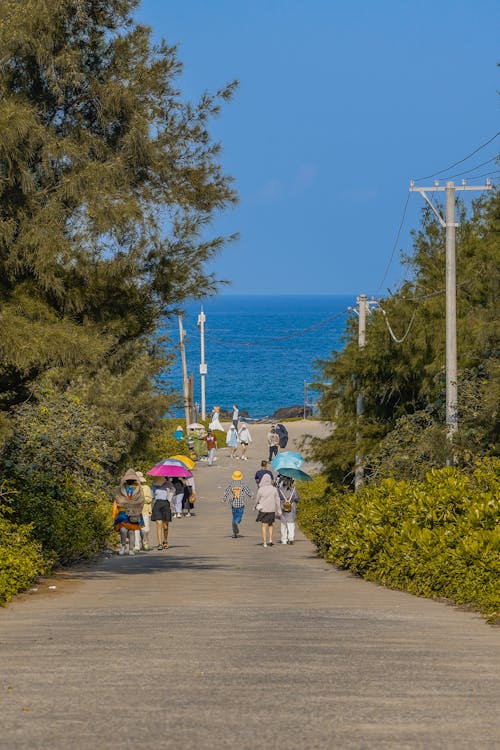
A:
[0,514,52,604]
[297,459,500,622]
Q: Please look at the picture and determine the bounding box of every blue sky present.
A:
[136,0,499,296]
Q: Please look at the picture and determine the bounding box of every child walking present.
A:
[222,470,253,538]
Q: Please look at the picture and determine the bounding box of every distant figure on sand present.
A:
[226,424,239,459]
[254,474,281,548]
[209,406,223,431]
[222,470,253,538]
[267,426,280,462]
[254,460,274,486]
[232,404,239,429]
[238,422,252,460]
[277,476,300,544]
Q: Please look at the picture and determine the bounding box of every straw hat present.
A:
[232,470,243,481]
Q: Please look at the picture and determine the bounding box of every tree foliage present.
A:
[313,189,499,484]
[0,1,238,580]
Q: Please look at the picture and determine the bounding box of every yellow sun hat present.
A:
[232,470,243,481]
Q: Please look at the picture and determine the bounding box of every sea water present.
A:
[162,295,354,419]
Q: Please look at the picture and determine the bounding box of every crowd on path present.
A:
[112,411,299,553]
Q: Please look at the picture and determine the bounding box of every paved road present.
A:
[1,422,499,749]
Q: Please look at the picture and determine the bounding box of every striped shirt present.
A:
[223,481,253,508]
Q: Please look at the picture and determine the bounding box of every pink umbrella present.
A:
[147,463,193,478]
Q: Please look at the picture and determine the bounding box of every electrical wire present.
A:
[203,308,351,348]
[374,193,410,296]
[379,306,417,344]
[443,156,499,180]
[413,130,500,181]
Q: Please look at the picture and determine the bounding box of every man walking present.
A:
[205,429,218,466]
[254,460,274,487]
[222,470,253,538]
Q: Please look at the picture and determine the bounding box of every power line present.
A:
[203,308,350,348]
[374,193,410,296]
[444,156,499,180]
[413,130,500,181]
[379,306,417,344]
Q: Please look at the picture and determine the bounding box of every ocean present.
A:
[163,295,354,419]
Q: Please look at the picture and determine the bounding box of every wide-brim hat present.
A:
[232,470,243,481]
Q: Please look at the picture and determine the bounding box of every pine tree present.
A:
[0,0,237,450]
[314,189,500,484]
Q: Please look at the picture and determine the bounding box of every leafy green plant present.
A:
[0,513,52,604]
[298,459,500,622]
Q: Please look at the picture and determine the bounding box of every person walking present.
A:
[172,476,185,517]
[238,422,252,460]
[277,476,300,544]
[209,405,223,431]
[151,477,174,550]
[113,469,145,556]
[222,470,253,538]
[135,471,152,550]
[232,404,239,430]
[184,475,196,516]
[205,429,218,466]
[226,424,239,459]
[254,460,274,486]
[254,473,281,547]
[267,426,280,462]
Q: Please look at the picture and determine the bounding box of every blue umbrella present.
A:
[277,467,312,482]
[271,451,304,470]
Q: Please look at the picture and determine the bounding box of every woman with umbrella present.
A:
[276,475,300,545]
[151,477,174,550]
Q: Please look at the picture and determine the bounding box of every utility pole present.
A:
[410,179,492,444]
[353,294,378,491]
[177,315,190,429]
[197,308,207,421]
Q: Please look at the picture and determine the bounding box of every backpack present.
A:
[276,423,288,448]
[280,487,295,513]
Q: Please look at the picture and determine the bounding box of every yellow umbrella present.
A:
[170,454,195,470]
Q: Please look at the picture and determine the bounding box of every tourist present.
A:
[184,474,196,516]
[209,405,223,431]
[238,422,252,460]
[134,471,152,551]
[205,429,217,466]
[254,460,274,486]
[226,423,239,459]
[277,475,300,544]
[172,476,185,517]
[151,477,174,550]
[113,469,145,556]
[174,424,184,440]
[232,404,239,429]
[267,426,280,462]
[222,470,253,538]
[254,473,281,548]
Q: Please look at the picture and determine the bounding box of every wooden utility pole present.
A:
[410,179,492,443]
[178,315,190,430]
[354,294,377,491]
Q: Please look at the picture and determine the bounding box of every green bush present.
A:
[297,459,500,622]
[0,514,52,604]
[0,389,114,563]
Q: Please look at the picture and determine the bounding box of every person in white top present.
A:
[238,423,252,460]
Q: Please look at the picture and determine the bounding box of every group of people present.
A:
[222,460,299,547]
[113,471,196,554]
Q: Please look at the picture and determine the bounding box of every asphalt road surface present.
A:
[1,421,499,749]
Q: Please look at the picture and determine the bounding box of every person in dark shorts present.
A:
[254,460,274,487]
[254,473,281,547]
[151,478,174,550]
